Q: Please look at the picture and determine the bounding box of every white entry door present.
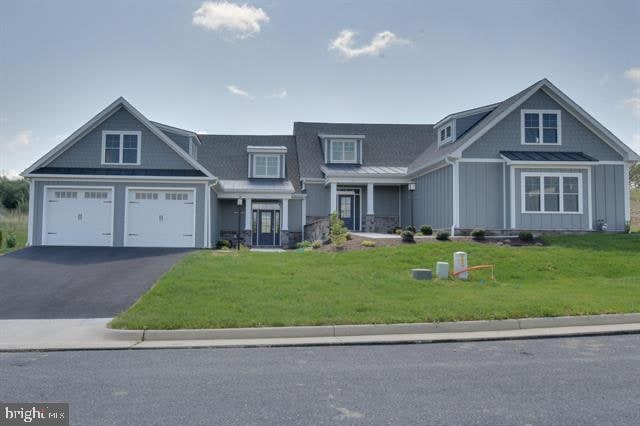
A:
[125,188,195,248]
[43,187,114,246]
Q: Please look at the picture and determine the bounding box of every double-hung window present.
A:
[102,131,141,165]
[253,155,280,178]
[522,110,561,144]
[330,140,357,163]
[523,173,581,214]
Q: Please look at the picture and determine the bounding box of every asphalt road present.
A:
[0,247,190,319]
[2,334,640,425]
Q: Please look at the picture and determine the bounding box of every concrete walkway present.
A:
[2,314,640,351]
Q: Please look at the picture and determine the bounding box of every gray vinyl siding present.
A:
[459,162,504,229]
[305,183,330,216]
[373,186,400,216]
[32,180,206,247]
[514,168,589,230]
[455,111,490,139]
[412,165,453,229]
[48,107,195,170]
[288,198,303,232]
[210,189,219,245]
[592,164,626,231]
[462,90,623,161]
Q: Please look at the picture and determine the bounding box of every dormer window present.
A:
[438,122,454,145]
[319,134,364,164]
[521,110,561,145]
[102,131,141,165]
[247,146,286,179]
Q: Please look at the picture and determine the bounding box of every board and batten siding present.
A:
[305,183,330,217]
[288,198,303,232]
[372,186,400,216]
[31,180,206,247]
[513,168,590,230]
[411,165,453,229]
[592,164,626,231]
[48,107,195,170]
[462,90,624,161]
[459,162,504,229]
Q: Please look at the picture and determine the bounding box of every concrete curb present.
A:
[107,313,640,342]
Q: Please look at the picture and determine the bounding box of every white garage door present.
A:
[43,187,114,246]
[125,188,195,248]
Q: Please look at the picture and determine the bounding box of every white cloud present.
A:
[266,89,287,99]
[598,73,610,86]
[192,1,269,39]
[226,84,252,99]
[624,98,640,119]
[624,67,640,83]
[0,169,21,180]
[631,134,640,153]
[329,30,409,60]
[4,130,32,150]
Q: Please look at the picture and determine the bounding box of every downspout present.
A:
[445,157,459,236]
[205,178,219,248]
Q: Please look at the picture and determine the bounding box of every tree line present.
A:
[0,177,29,212]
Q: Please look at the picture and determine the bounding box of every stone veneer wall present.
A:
[373,216,399,233]
[304,218,330,242]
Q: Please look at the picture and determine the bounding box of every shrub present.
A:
[346,232,352,241]
[405,225,416,233]
[625,221,631,234]
[471,229,486,240]
[394,228,403,235]
[518,231,534,242]
[436,231,450,241]
[6,233,16,249]
[296,240,313,249]
[361,240,376,247]
[401,230,415,243]
[216,239,231,249]
[311,240,322,249]
[420,225,432,235]
[329,212,348,248]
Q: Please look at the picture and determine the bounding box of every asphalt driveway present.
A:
[0,247,191,319]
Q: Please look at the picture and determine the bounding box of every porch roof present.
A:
[321,165,408,177]
[216,179,295,194]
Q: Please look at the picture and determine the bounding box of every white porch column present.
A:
[301,196,307,226]
[244,198,252,230]
[330,183,337,213]
[367,183,374,215]
[282,199,289,231]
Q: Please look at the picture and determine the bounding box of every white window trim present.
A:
[521,110,562,145]
[437,121,455,146]
[329,139,358,163]
[101,131,142,165]
[252,154,281,178]
[520,172,582,214]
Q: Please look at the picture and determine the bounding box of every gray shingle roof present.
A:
[293,122,435,179]
[197,135,300,191]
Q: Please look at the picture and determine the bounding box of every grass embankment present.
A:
[111,233,640,330]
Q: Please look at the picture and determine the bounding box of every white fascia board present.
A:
[433,103,500,128]
[22,97,217,179]
[324,176,411,185]
[317,134,365,139]
[246,145,288,154]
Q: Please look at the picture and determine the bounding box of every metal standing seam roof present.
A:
[217,179,295,193]
[321,165,408,176]
[500,151,598,162]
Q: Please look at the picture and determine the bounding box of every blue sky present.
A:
[1,0,639,177]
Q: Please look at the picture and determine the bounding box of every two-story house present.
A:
[21,79,639,248]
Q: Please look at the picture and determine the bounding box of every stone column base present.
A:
[364,214,376,232]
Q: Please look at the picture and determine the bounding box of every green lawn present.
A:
[0,211,28,255]
[111,233,640,330]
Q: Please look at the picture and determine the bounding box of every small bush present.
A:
[405,225,417,233]
[420,225,432,235]
[471,229,486,240]
[311,240,322,249]
[361,240,376,247]
[519,231,534,242]
[216,239,231,249]
[394,228,403,235]
[401,230,415,243]
[346,232,352,241]
[436,231,450,241]
[296,240,313,249]
[329,212,348,248]
[6,233,16,249]
[624,221,631,234]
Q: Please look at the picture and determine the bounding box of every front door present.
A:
[252,209,281,246]
[338,194,355,230]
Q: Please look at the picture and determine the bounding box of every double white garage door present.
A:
[43,187,195,248]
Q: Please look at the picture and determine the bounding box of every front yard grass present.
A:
[110,233,640,330]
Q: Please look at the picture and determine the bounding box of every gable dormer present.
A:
[247,146,287,179]
[319,134,364,165]
[435,103,498,148]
